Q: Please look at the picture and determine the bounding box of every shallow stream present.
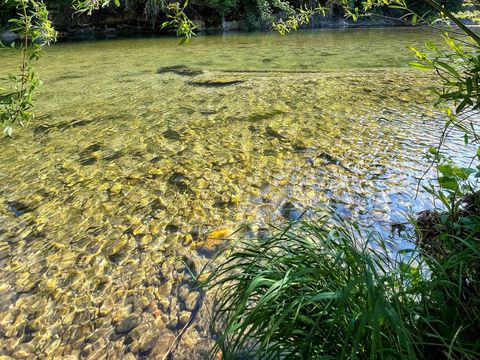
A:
[0,28,470,358]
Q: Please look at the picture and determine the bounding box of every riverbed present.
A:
[0,28,469,358]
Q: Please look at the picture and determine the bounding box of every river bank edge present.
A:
[1,15,407,43]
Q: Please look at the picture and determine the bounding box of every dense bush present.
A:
[0,0,16,28]
[0,0,466,30]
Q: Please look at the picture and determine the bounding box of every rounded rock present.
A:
[185,291,200,311]
[178,311,191,327]
[139,331,158,354]
[115,314,140,334]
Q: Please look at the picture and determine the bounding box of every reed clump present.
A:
[203,212,480,359]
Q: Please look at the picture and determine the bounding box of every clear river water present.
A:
[0,28,471,358]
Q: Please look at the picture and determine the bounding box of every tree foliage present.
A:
[0,0,56,136]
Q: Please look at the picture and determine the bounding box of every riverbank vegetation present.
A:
[0,0,56,136]
[203,209,480,359]
[0,0,468,35]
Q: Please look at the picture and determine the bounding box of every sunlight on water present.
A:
[0,28,470,358]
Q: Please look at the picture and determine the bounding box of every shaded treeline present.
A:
[0,0,465,35]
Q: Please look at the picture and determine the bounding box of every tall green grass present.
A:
[202,215,480,359]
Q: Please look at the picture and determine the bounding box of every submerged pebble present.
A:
[115,315,140,334]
